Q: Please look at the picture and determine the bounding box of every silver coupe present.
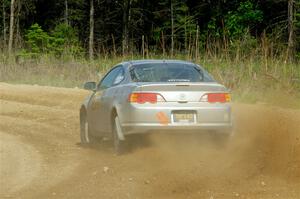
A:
[80,60,233,153]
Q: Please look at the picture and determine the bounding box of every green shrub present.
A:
[225,1,263,38]
[23,23,83,59]
[25,23,51,55]
[50,23,83,57]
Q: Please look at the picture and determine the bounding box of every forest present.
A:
[0,0,300,105]
[0,0,299,59]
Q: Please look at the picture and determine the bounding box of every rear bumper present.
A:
[122,122,232,135]
[119,102,233,135]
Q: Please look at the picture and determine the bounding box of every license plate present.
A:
[173,111,195,123]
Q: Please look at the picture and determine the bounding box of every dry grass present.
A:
[0,53,299,108]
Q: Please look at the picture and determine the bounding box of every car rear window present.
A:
[129,63,215,82]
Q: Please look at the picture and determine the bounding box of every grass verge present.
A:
[1,54,299,108]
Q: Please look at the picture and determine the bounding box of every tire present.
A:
[80,113,95,145]
[112,115,126,155]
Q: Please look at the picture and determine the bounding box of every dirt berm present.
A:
[0,83,299,199]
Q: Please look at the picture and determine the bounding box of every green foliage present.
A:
[1,0,299,61]
[25,23,51,55]
[225,1,263,38]
[228,30,258,56]
[207,17,221,38]
[23,23,83,58]
[153,0,197,48]
[50,23,83,56]
[172,2,198,37]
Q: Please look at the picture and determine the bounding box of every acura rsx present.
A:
[80,60,233,154]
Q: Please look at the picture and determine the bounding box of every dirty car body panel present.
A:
[81,60,232,140]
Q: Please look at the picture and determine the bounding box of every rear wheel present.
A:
[80,113,96,145]
[112,115,126,155]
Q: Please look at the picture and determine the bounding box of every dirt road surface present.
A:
[1,83,300,199]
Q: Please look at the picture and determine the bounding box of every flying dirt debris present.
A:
[0,83,300,198]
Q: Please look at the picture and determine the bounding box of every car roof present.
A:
[121,59,197,68]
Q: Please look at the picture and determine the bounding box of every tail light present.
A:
[128,93,165,104]
[200,93,231,103]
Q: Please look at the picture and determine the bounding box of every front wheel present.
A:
[112,115,126,155]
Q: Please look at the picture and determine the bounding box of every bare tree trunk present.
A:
[195,26,199,61]
[221,18,228,58]
[170,0,174,56]
[142,35,145,58]
[287,0,295,61]
[122,0,130,55]
[188,31,192,59]
[89,0,94,60]
[8,0,15,56]
[2,0,6,47]
[184,14,187,52]
[15,11,20,48]
[15,0,21,49]
[111,34,116,57]
[65,0,69,25]
[161,31,165,57]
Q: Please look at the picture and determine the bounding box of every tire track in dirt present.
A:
[0,132,42,196]
[0,83,87,198]
[0,83,300,199]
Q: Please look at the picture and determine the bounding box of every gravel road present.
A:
[0,83,299,199]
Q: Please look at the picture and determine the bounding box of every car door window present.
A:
[98,66,123,90]
[113,68,125,85]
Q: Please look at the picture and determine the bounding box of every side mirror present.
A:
[83,81,96,91]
